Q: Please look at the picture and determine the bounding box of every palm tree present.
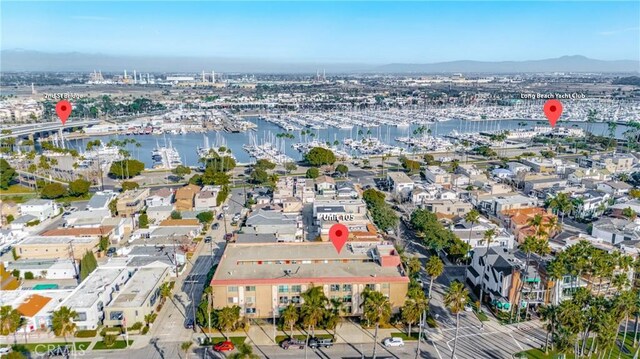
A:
[546,259,565,305]
[0,306,22,344]
[217,306,240,340]
[229,342,259,359]
[326,298,343,337]
[425,256,444,300]
[160,282,172,304]
[444,281,469,359]
[539,304,559,353]
[513,236,540,323]
[361,287,391,359]
[464,209,480,246]
[301,286,328,357]
[281,304,299,338]
[401,296,427,336]
[478,228,496,306]
[548,193,574,224]
[51,306,77,348]
[613,290,637,359]
[407,257,421,279]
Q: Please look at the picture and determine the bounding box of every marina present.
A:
[64,116,628,169]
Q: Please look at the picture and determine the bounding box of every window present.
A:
[245,286,256,292]
[75,312,87,321]
[343,295,352,303]
[109,311,123,321]
[291,296,301,304]
[366,284,375,290]
[279,296,289,305]
[330,284,340,292]
[245,308,256,314]
[245,296,255,304]
[382,283,389,289]
[228,286,238,293]
[342,284,352,292]
[228,297,238,304]
[278,285,289,293]
[291,285,302,292]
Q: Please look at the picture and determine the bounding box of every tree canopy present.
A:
[108,159,145,179]
[0,159,16,189]
[305,167,320,179]
[41,183,67,199]
[68,178,91,197]
[304,147,336,166]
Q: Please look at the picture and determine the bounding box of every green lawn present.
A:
[20,341,91,352]
[92,340,134,350]
[275,334,334,343]
[391,332,420,341]
[0,185,35,194]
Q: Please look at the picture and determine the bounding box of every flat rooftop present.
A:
[62,268,126,309]
[212,242,407,285]
[20,236,97,245]
[110,267,167,308]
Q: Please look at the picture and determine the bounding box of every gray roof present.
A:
[87,193,112,209]
[235,233,278,244]
[22,199,53,206]
[12,214,37,224]
[246,209,295,226]
[316,205,346,214]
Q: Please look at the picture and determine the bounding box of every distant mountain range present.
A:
[375,55,639,74]
[1,50,638,74]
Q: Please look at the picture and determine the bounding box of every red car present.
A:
[213,341,235,352]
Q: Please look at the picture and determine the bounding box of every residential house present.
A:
[451,219,515,249]
[520,157,559,174]
[64,209,111,228]
[145,188,174,208]
[501,207,558,242]
[116,188,150,217]
[387,171,414,196]
[481,194,538,217]
[19,199,58,221]
[15,236,100,260]
[294,178,315,203]
[591,218,640,245]
[596,181,633,196]
[506,162,531,176]
[570,191,611,220]
[567,168,610,185]
[195,186,220,210]
[578,153,636,174]
[147,205,174,224]
[315,176,336,196]
[174,184,201,211]
[523,176,567,197]
[336,182,359,199]
[423,166,452,187]
[466,246,523,311]
[245,209,302,242]
[86,191,118,211]
[420,199,473,219]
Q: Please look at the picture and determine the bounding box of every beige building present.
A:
[421,199,473,219]
[175,184,201,211]
[116,188,150,217]
[423,166,452,187]
[210,242,409,318]
[103,267,170,327]
[15,236,99,260]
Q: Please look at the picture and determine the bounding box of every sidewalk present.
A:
[246,319,407,346]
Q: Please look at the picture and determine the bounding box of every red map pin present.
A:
[543,99,562,128]
[329,223,349,254]
[56,100,72,125]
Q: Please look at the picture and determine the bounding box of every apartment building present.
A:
[15,236,99,260]
[104,267,170,327]
[209,242,409,318]
[386,171,414,196]
[58,268,130,330]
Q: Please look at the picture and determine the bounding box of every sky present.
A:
[2,1,639,64]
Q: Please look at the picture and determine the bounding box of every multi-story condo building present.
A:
[209,242,409,318]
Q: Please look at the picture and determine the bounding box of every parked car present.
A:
[464,304,474,312]
[184,318,194,330]
[68,207,78,212]
[224,233,233,241]
[232,213,241,221]
[308,337,334,349]
[212,223,219,230]
[0,347,11,354]
[213,341,235,352]
[222,205,229,211]
[383,337,405,347]
[204,236,212,243]
[106,247,117,257]
[217,213,224,220]
[280,338,306,350]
